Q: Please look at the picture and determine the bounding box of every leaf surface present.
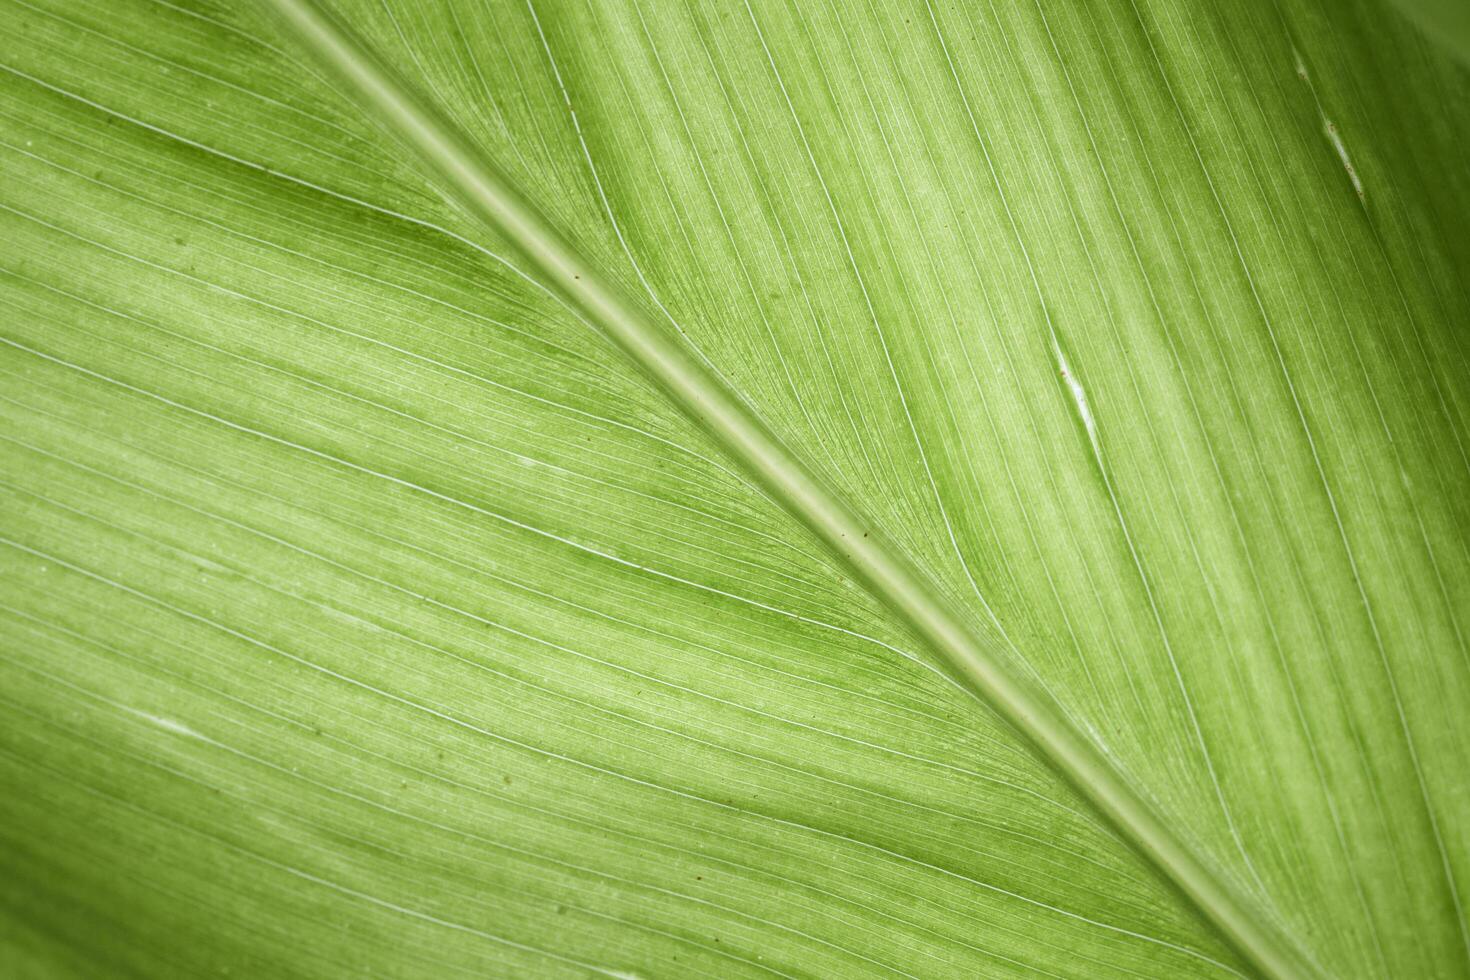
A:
[1,0,1468,977]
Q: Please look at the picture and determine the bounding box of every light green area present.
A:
[1,0,1467,977]
[1387,0,1470,65]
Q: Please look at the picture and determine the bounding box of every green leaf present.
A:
[1387,0,1470,65]
[1,0,1466,977]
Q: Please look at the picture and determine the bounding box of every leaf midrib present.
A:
[262,1,1317,976]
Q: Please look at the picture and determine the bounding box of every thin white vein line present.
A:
[0,749,488,975]
[0,63,507,279]
[443,5,536,183]
[796,1,1045,673]
[891,8,1142,725]
[141,0,336,92]
[1275,7,1470,488]
[0,123,618,388]
[0,320,958,728]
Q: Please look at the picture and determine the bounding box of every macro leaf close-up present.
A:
[2,0,1468,976]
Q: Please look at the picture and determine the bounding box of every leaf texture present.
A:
[1,0,1467,977]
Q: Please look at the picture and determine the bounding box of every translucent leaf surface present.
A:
[1,0,1467,976]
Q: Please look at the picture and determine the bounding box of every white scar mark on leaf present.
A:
[128,707,203,740]
[1054,341,1101,461]
[1322,120,1364,200]
[1293,47,1311,83]
[1292,47,1365,201]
